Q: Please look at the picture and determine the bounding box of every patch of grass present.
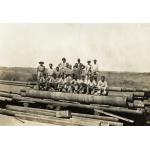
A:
[0,67,150,88]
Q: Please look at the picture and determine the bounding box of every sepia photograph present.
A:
[0,23,150,126]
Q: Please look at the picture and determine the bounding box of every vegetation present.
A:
[0,67,150,88]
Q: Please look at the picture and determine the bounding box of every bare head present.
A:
[62,57,66,63]
[81,75,85,80]
[74,63,78,68]
[56,66,59,71]
[77,58,81,63]
[101,76,105,82]
[94,59,97,64]
[87,60,91,65]
[90,76,93,82]
[49,63,53,68]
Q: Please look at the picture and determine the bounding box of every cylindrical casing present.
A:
[136,88,150,92]
[121,87,136,92]
[11,95,143,115]
[0,92,13,98]
[0,80,36,85]
[106,87,122,92]
[22,89,128,107]
[133,100,145,108]
[133,92,145,98]
[107,86,150,93]
[108,92,133,101]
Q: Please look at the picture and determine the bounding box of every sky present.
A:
[0,23,150,72]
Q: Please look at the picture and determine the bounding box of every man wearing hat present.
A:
[37,61,46,90]
[37,61,46,81]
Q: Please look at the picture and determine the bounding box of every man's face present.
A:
[77,59,80,63]
[90,77,93,82]
[81,76,85,80]
[101,76,105,81]
[94,60,97,64]
[49,64,52,68]
[62,59,66,63]
[56,67,59,71]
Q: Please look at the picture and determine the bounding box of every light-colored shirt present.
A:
[37,65,45,72]
[78,79,87,84]
[58,62,67,70]
[65,76,72,83]
[48,76,55,83]
[97,80,108,89]
[85,64,93,75]
[93,63,99,72]
[53,69,60,78]
[87,80,97,86]
[48,68,54,76]
[58,78,66,84]
[65,68,72,75]
[71,79,78,85]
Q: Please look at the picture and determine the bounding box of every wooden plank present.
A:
[6,105,119,122]
[94,109,134,123]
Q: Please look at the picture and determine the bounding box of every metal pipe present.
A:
[0,80,36,85]
[11,95,144,115]
[21,89,128,107]
[94,109,134,123]
[107,86,150,92]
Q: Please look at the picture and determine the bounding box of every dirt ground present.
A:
[0,114,53,126]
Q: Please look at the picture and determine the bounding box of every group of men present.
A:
[37,58,108,95]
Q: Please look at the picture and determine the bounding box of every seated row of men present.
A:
[38,73,108,96]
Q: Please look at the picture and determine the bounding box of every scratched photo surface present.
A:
[0,23,150,126]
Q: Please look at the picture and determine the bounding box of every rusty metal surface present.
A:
[22,89,128,107]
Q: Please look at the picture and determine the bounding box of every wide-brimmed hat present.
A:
[87,60,91,63]
[39,61,44,64]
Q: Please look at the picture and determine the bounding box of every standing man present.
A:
[37,61,46,90]
[47,63,54,76]
[76,58,85,79]
[92,59,99,82]
[37,61,46,81]
[54,66,60,78]
[58,57,67,75]
[85,60,93,80]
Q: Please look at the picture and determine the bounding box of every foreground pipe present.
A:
[10,95,144,115]
[21,89,128,107]
[0,94,143,115]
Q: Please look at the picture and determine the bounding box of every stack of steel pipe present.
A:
[0,80,150,125]
[0,80,35,88]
